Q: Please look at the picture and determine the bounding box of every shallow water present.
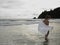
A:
[0,19,60,45]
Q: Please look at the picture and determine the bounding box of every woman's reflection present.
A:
[43,40,49,45]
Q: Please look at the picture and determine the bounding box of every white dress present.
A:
[38,21,53,35]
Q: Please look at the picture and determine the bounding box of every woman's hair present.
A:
[45,15,51,19]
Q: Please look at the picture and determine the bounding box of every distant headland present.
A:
[37,7,60,19]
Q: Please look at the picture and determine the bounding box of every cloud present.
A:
[0,0,25,9]
[0,0,60,19]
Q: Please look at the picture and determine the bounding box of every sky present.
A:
[0,0,60,19]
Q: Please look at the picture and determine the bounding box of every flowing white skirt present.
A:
[38,21,53,35]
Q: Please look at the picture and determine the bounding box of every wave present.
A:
[0,19,60,26]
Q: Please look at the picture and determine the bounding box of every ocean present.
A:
[0,19,60,45]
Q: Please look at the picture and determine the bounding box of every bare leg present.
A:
[45,31,49,41]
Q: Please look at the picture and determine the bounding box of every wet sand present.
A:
[0,22,60,45]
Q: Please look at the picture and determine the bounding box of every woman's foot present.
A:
[45,37,48,41]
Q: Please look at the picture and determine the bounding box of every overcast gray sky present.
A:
[0,0,60,19]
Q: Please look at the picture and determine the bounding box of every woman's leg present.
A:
[45,31,49,40]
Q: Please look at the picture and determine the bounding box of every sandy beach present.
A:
[0,19,60,45]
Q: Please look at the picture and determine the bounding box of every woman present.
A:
[38,15,52,41]
[24,15,52,41]
[43,15,51,41]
